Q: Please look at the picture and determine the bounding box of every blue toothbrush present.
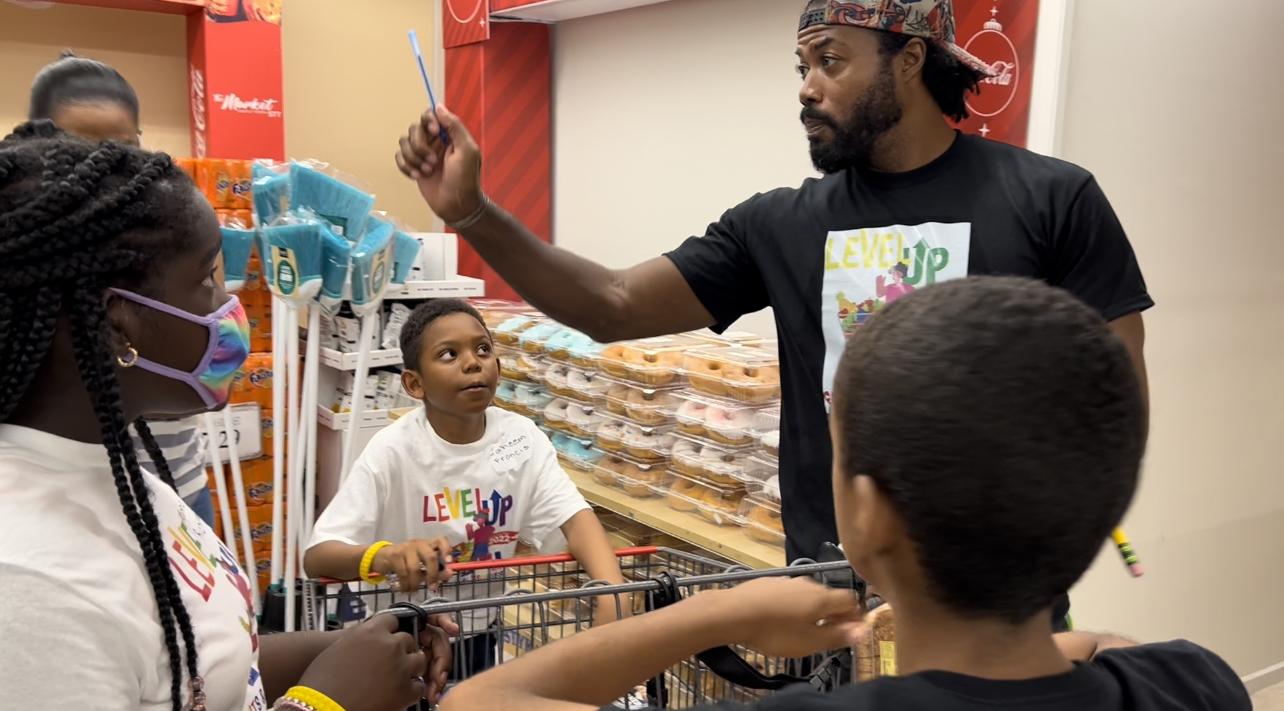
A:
[408,30,450,146]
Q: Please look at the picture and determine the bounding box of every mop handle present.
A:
[270,297,286,585]
[340,314,380,483]
[223,406,260,612]
[202,413,237,555]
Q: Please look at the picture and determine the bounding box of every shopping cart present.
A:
[302,546,860,709]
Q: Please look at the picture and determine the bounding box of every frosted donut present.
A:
[672,439,702,477]
[565,368,600,400]
[624,427,675,461]
[595,420,627,452]
[542,399,570,424]
[545,365,570,391]
[552,433,601,468]
[704,407,756,445]
[618,461,661,497]
[495,380,517,403]
[565,404,601,436]
[761,430,780,457]
[676,401,708,436]
[761,475,781,502]
[605,385,631,415]
[624,389,678,425]
[701,448,744,486]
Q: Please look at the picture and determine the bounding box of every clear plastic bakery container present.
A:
[494,315,542,346]
[740,493,784,546]
[684,330,766,348]
[496,345,528,382]
[510,382,553,418]
[682,345,781,404]
[671,434,756,486]
[547,365,611,404]
[474,300,535,329]
[561,400,604,439]
[494,379,519,409]
[672,391,769,446]
[592,416,677,463]
[660,470,746,527]
[599,377,683,427]
[566,340,605,369]
[752,406,781,460]
[518,320,565,355]
[545,328,598,363]
[592,451,668,498]
[551,432,602,472]
[597,335,694,387]
[540,397,571,431]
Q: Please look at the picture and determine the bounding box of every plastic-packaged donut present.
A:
[672,434,755,486]
[682,346,781,404]
[672,392,768,446]
[592,451,666,498]
[546,328,598,363]
[597,336,694,387]
[563,401,604,438]
[472,300,533,328]
[496,345,527,382]
[552,433,602,471]
[494,315,541,346]
[661,471,746,526]
[752,407,781,459]
[600,377,682,427]
[742,493,784,545]
[510,382,553,418]
[548,366,610,403]
[518,321,564,355]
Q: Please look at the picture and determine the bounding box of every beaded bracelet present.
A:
[276,685,346,711]
[359,540,393,584]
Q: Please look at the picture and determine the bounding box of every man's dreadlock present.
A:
[0,120,203,710]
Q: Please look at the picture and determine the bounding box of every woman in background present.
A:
[29,51,218,525]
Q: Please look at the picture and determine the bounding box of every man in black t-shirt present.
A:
[437,278,1247,711]
[395,0,1151,566]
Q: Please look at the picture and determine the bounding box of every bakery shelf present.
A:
[565,466,785,569]
[317,346,402,371]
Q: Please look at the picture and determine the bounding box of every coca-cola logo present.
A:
[963,29,1019,118]
[213,93,282,118]
[190,65,207,157]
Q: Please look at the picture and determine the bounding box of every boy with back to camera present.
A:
[305,299,625,677]
[441,277,1250,711]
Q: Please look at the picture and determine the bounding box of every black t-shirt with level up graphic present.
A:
[666,132,1152,562]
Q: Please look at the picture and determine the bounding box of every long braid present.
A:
[134,417,178,490]
[67,288,187,711]
[0,124,204,711]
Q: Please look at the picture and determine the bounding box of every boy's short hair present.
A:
[399,298,489,371]
[832,277,1145,623]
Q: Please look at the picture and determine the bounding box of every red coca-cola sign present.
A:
[951,1,1039,148]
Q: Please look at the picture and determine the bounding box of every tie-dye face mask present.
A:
[109,288,251,410]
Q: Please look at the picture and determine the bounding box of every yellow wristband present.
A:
[358,540,393,584]
[283,686,346,711]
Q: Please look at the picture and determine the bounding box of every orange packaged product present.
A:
[231,456,276,507]
[233,502,279,554]
[230,160,253,211]
[231,353,273,409]
[193,158,216,205]
[175,157,197,180]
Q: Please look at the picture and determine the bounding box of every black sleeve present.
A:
[1094,640,1251,710]
[1049,177,1154,321]
[664,197,771,332]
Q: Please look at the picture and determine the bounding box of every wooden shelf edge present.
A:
[565,467,785,569]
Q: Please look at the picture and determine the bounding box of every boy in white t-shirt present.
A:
[304,299,625,675]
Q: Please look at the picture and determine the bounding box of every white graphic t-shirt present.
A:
[308,406,590,632]
[0,425,265,711]
[820,222,971,408]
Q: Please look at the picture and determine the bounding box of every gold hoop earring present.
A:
[117,346,140,368]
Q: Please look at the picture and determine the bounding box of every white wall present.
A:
[552,0,1284,681]
[553,0,819,337]
[1055,0,1284,684]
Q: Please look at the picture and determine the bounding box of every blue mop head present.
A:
[252,163,290,227]
[220,226,257,292]
[260,222,327,304]
[288,163,375,241]
[349,219,396,316]
[391,229,422,285]
[319,227,353,314]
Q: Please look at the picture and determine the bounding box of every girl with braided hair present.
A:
[0,123,454,711]
[30,50,221,527]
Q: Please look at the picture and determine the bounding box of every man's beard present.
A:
[803,70,903,174]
